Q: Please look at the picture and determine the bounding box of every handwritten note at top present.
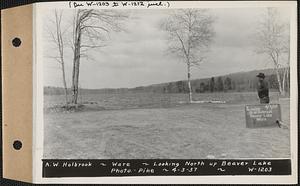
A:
[68,1,171,9]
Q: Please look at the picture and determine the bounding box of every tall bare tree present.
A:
[70,9,128,105]
[161,9,215,103]
[47,10,69,104]
[254,8,290,95]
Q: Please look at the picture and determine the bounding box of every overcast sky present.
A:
[43,7,290,89]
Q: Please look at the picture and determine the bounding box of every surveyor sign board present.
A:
[245,104,281,128]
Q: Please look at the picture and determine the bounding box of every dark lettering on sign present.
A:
[245,104,281,128]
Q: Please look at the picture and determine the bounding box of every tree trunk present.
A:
[187,63,192,103]
[286,50,290,94]
[71,26,81,105]
[275,68,284,96]
[71,51,80,105]
[282,68,287,96]
[58,34,68,105]
[286,67,290,93]
[61,63,68,104]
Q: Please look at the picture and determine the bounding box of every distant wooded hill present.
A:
[44,68,290,95]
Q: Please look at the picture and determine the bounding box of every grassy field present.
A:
[44,92,290,159]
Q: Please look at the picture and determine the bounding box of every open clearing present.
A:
[44,97,290,159]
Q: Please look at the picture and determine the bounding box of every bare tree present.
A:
[161,9,215,103]
[282,36,290,94]
[70,9,128,105]
[47,10,69,104]
[254,8,290,96]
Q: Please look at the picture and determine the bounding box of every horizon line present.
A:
[44,67,280,90]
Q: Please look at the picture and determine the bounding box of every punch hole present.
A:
[13,140,22,150]
[12,37,21,47]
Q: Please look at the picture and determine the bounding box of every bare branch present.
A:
[253,8,290,95]
[161,9,215,66]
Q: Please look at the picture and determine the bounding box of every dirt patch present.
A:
[44,103,106,114]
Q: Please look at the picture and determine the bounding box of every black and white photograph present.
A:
[39,2,296,177]
[1,0,297,184]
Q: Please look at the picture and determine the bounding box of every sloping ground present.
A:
[44,99,290,159]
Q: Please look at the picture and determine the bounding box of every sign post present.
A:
[245,104,281,128]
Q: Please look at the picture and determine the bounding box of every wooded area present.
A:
[44,68,290,95]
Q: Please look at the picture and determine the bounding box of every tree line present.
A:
[161,70,290,94]
[45,67,290,96]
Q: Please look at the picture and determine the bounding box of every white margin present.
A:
[33,1,298,184]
